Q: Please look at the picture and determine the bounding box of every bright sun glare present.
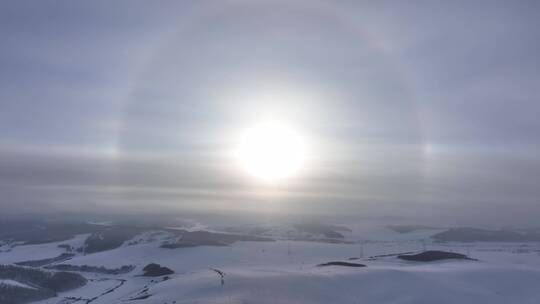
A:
[236,122,305,182]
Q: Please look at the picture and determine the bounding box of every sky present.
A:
[1,0,540,225]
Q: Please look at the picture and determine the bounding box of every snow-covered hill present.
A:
[2,222,540,304]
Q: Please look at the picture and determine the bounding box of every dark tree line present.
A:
[0,264,87,304]
[46,264,135,275]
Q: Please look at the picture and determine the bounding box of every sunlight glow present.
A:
[236,122,305,182]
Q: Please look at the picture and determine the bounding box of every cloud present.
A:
[0,1,539,225]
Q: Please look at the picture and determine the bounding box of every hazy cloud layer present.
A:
[1,0,539,225]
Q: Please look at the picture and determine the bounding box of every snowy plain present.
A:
[2,225,540,304]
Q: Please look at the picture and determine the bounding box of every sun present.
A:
[236,122,305,182]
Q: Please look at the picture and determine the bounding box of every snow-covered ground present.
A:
[0,234,88,265]
[2,226,540,304]
[0,279,37,290]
